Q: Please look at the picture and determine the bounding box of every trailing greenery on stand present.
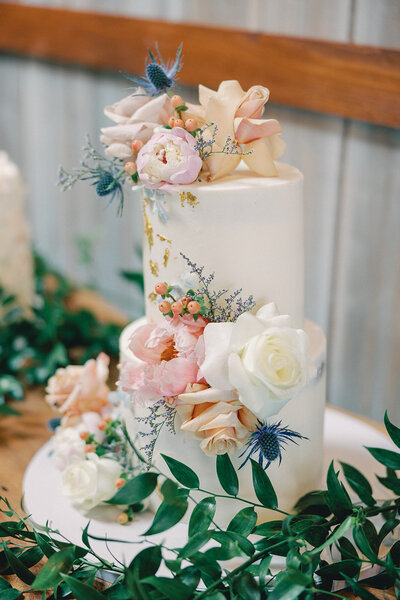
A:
[1,412,399,599]
[0,254,123,416]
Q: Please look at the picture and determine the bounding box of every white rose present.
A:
[53,427,85,470]
[200,303,316,420]
[61,454,122,511]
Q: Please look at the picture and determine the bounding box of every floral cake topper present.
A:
[58,44,285,212]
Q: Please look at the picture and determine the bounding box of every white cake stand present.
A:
[23,407,395,574]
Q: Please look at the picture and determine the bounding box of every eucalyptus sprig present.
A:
[1,412,399,598]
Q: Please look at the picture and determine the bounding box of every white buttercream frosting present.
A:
[142,162,304,327]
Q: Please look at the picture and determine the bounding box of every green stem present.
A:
[196,487,289,516]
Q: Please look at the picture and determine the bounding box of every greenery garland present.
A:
[0,412,399,599]
[0,254,123,416]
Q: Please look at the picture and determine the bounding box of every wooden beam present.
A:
[0,3,399,128]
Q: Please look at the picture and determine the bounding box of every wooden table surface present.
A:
[0,292,394,599]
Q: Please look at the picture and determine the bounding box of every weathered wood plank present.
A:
[0,3,399,126]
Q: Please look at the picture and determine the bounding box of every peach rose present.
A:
[186,80,285,180]
[100,89,173,161]
[45,353,110,424]
[176,384,257,456]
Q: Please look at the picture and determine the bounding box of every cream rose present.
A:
[200,303,315,420]
[61,454,122,511]
[176,385,257,456]
[53,426,85,470]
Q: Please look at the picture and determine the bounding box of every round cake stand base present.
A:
[23,407,393,575]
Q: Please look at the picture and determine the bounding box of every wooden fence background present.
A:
[0,0,399,422]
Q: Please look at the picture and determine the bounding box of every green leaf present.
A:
[366,446,400,470]
[353,525,380,563]
[316,559,361,580]
[179,531,213,558]
[0,404,20,416]
[128,545,162,579]
[340,461,375,506]
[104,582,131,599]
[268,569,310,600]
[188,496,216,537]
[108,472,158,505]
[384,411,400,448]
[227,507,257,537]
[216,453,239,496]
[0,576,11,590]
[250,459,277,509]
[120,270,144,290]
[233,571,260,600]
[0,590,22,600]
[144,497,188,535]
[161,454,200,488]
[31,546,75,590]
[142,576,193,600]
[361,572,394,590]
[62,573,104,600]
[377,476,400,494]
[2,542,35,585]
[177,566,200,591]
[34,532,56,558]
[326,461,353,516]
[259,555,272,588]
[342,574,380,600]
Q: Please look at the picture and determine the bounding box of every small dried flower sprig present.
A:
[180,253,256,322]
[135,398,176,467]
[123,44,183,97]
[57,137,134,216]
[194,123,253,161]
[154,281,207,321]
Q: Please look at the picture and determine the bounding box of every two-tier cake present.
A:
[50,47,326,523]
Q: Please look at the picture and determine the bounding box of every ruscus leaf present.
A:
[340,461,375,506]
[161,454,200,488]
[188,496,216,537]
[366,446,400,470]
[216,453,239,496]
[251,459,277,509]
[144,497,188,535]
[108,472,158,505]
[62,573,104,600]
[31,546,75,590]
[384,411,400,448]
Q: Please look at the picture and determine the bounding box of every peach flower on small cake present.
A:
[100,89,173,161]
[176,384,257,456]
[45,353,110,425]
[119,315,207,404]
[186,80,285,180]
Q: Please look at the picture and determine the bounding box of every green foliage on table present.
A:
[0,254,123,415]
[1,412,399,599]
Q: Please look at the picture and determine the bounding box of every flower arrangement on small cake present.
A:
[58,44,285,212]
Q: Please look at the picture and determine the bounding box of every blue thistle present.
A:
[58,138,127,216]
[239,420,308,470]
[123,43,183,96]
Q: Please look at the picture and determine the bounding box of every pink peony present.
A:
[137,127,202,189]
[45,353,110,424]
[119,316,207,404]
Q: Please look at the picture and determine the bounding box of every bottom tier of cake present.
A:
[120,318,326,524]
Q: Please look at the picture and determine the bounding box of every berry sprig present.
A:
[123,138,143,183]
[155,281,207,321]
[166,95,200,137]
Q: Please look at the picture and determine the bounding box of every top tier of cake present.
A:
[142,162,304,327]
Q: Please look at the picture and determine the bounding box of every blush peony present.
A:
[137,127,202,189]
[119,316,207,404]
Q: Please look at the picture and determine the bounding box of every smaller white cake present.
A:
[0,152,34,314]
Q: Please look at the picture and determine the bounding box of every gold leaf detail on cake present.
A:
[163,248,170,267]
[149,260,159,276]
[157,234,172,244]
[179,191,199,208]
[143,202,153,249]
[148,292,157,303]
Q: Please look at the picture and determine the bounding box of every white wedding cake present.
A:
[0,152,34,315]
[50,49,326,524]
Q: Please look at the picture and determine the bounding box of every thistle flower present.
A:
[123,44,183,96]
[239,420,307,470]
[57,138,127,215]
